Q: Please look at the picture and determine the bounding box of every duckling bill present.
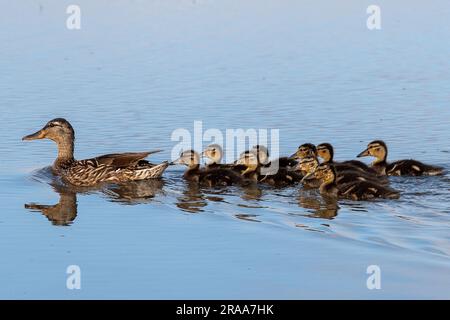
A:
[23,118,168,186]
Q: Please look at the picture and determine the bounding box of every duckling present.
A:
[171,150,243,187]
[201,144,246,172]
[249,145,303,187]
[289,143,317,160]
[295,157,321,189]
[316,142,388,184]
[357,140,445,176]
[234,151,260,182]
[297,156,383,188]
[308,163,400,201]
[22,118,168,187]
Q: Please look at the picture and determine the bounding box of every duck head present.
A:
[235,151,259,175]
[22,118,75,161]
[171,150,200,169]
[250,145,270,165]
[316,143,334,163]
[289,143,317,160]
[23,118,75,143]
[357,140,388,164]
[201,144,223,164]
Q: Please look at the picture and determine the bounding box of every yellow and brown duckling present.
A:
[201,144,246,172]
[22,118,168,187]
[297,156,386,188]
[246,147,302,186]
[357,140,445,176]
[235,151,260,182]
[172,150,243,187]
[306,163,400,201]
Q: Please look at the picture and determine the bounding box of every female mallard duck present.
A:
[357,140,445,176]
[289,143,317,160]
[171,150,243,186]
[307,163,400,201]
[22,118,168,187]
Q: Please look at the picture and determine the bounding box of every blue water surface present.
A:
[0,0,449,299]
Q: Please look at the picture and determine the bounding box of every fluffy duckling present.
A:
[247,147,302,186]
[308,163,400,200]
[172,150,242,187]
[357,140,445,176]
[297,156,384,188]
[235,151,260,182]
[295,157,321,188]
[202,144,246,172]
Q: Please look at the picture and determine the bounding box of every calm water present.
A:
[1,0,450,299]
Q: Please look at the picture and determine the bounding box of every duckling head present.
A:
[171,150,200,168]
[314,163,337,185]
[236,151,259,175]
[251,145,270,165]
[289,143,317,160]
[22,118,75,143]
[317,143,334,163]
[357,140,388,163]
[201,144,223,164]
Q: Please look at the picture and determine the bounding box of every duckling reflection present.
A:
[25,184,77,226]
[175,182,208,213]
[240,184,263,201]
[297,194,339,219]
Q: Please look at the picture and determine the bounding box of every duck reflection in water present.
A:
[25,183,78,226]
[175,182,208,213]
[297,194,339,220]
[25,175,165,225]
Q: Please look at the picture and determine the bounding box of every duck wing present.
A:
[92,150,162,168]
[387,159,444,176]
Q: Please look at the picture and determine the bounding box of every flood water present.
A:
[1,0,449,299]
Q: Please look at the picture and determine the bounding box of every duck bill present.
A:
[22,129,46,141]
[357,148,370,158]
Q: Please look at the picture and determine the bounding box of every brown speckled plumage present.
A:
[23,118,168,186]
